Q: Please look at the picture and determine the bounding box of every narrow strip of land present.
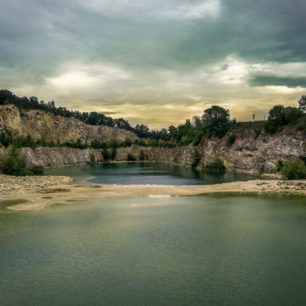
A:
[0,175,305,211]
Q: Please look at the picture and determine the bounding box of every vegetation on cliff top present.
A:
[0,90,305,151]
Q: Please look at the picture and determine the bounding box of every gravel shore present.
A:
[0,175,73,196]
[0,175,305,211]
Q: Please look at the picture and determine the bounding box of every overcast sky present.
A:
[0,0,305,127]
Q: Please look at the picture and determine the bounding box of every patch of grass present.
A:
[0,199,30,208]
[238,121,265,130]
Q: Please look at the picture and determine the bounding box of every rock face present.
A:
[113,130,306,174]
[115,146,195,166]
[0,105,305,174]
[23,129,306,174]
[199,129,306,174]
[0,105,137,144]
[24,147,104,168]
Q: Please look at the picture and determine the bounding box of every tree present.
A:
[202,105,232,138]
[0,89,14,104]
[134,124,150,138]
[298,95,306,113]
[284,106,302,123]
[265,105,302,133]
[0,146,26,175]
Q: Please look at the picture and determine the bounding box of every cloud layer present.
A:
[0,0,305,127]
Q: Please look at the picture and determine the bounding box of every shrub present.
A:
[127,153,137,161]
[205,158,226,173]
[277,160,284,171]
[265,105,303,134]
[0,146,27,175]
[138,149,145,161]
[29,166,44,175]
[226,133,236,146]
[111,147,117,160]
[281,160,306,180]
[121,139,132,147]
[300,155,306,165]
[102,148,110,161]
[254,128,261,139]
[296,115,306,133]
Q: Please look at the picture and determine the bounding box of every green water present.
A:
[1,195,306,306]
[44,163,255,185]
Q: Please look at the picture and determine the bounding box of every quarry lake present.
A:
[1,194,306,306]
[44,163,255,185]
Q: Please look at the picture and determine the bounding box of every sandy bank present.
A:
[0,175,305,211]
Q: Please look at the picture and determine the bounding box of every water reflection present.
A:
[45,162,255,185]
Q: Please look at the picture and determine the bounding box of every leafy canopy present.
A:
[202,105,232,138]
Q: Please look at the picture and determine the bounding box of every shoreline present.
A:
[0,175,305,211]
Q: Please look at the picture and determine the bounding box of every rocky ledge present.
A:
[0,175,73,196]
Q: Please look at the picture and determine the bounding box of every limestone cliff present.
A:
[0,105,137,144]
[113,129,306,174]
[24,147,104,168]
[199,129,306,174]
[23,129,306,174]
[0,104,305,174]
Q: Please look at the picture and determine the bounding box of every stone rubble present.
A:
[0,175,73,196]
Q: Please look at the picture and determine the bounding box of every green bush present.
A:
[138,149,145,161]
[102,148,110,161]
[281,160,306,180]
[265,105,303,134]
[111,147,117,160]
[0,146,28,175]
[29,166,44,175]
[226,133,236,146]
[127,153,137,161]
[205,158,226,173]
[300,155,306,165]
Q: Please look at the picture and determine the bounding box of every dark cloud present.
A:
[250,74,306,88]
[0,0,305,126]
[1,0,305,72]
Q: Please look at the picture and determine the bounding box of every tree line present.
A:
[0,89,305,149]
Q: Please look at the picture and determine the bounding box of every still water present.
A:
[44,163,255,185]
[1,194,306,306]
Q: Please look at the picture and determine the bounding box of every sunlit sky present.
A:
[1,0,306,128]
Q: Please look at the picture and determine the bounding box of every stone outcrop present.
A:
[0,105,137,144]
[24,147,104,168]
[199,129,306,174]
[112,129,306,174]
[22,128,306,174]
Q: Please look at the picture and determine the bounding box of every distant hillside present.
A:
[0,89,149,137]
[0,104,137,146]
